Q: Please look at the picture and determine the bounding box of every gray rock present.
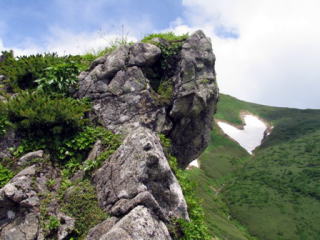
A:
[89,127,187,239]
[128,43,161,67]
[57,212,75,240]
[77,30,218,168]
[169,30,219,167]
[86,217,119,240]
[99,206,171,240]
[17,150,44,166]
[94,127,188,221]
[0,164,64,239]
[82,65,169,135]
[0,212,39,240]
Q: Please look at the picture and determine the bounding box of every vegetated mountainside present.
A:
[191,93,320,240]
[0,31,219,240]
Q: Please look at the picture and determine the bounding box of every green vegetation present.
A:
[61,180,108,238]
[160,134,211,240]
[35,60,80,95]
[0,48,123,239]
[0,51,89,91]
[6,91,89,136]
[193,93,320,240]
[0,163,14,187]
[0,101,10,137]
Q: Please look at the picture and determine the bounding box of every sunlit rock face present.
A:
[217,114,268,154]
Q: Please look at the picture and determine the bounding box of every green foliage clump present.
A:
[159,134,211,240]
[57,126,121,175]
[0,51,94,92]
[141,32,188,43]
[0,51,64,90]
[61,180,107,238]
[0,163,14,187]
[35,60,80,95]
[0,101,10,137]
[6,91,90,139]
[47,216,61,232]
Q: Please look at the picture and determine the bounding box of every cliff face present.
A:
[0,30,218,240]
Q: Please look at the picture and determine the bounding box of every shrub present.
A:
[0,164,14,187]
[0,51,92,92]
[61,180,107,238]
[0,51,63,90]
[0,101,10,137]
[57,126,121,174]
[35,60,80,95]
[6,91,90,147]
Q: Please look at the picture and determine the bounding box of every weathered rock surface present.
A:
[77,30,218,168]
[88,126,188,239]
[169,30,219,167]
[98,206,171,240]
[17,150,44,166]
[0,164,73,240]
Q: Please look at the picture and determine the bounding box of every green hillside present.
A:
[190,94,320,240]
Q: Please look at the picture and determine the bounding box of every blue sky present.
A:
[0,0,184,48]
[1,0,320,109]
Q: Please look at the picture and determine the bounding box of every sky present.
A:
[0,0,319,109]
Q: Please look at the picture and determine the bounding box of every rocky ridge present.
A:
[0,30,218,240]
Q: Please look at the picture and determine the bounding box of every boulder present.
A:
[98,206,171,240]
[88,127,188,239]
[17,150,44,166]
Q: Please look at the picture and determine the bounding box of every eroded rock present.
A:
[77,30,218,167]
[88,127,188,239]
[0,164,72,240]
[169,30,219,167]
[98,206,171,240]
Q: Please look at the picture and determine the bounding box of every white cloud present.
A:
[174,0,320,109]
[0,28,138,56]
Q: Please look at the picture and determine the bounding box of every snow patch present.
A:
[187,159,199,169]
[217,114,269,154]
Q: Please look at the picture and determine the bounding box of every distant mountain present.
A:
[189,93,320,240]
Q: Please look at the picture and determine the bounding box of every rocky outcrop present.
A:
[169,31,218,166]
[88,126,188,239]
[0,30,217,240]
[0,164,74,240]
[77,30,218,168]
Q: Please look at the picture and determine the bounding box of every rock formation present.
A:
[0,30,218,240]
[77,30,219,168]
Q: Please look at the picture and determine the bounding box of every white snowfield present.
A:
[187,159,199,169]
[216,114,268,154]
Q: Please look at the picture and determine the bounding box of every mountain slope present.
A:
[191,94,320,240]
